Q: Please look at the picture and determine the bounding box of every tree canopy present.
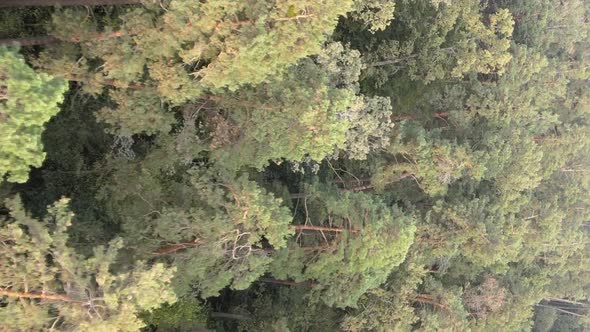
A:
[0,0,588,331]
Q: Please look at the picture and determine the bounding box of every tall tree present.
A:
[270,184,416,308]
[37,0,354,95]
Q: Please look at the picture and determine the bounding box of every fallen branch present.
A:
[536,304,587,317]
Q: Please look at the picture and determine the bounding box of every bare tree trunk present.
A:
[153,240,202,256]
[547,298,589,307]
[0,0,139,7]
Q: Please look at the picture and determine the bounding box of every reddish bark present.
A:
[153,240,202,256]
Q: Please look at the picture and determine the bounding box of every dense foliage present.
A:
[0,0,588,331]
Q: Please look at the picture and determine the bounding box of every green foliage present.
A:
[213,286,341,332]
[349,0,396,33]
[98,89,175,136]
[533,306,558,332]
[210,42,393,169]
[271,185,416,308]
[0,197,176,331]
[209,56,354,169]
[341,260,426,331]
[160,170,295,297]
[373,121,483,197]
[0,47,67,183]
[42,0,353,94]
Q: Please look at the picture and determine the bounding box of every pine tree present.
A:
[99,157,294,297]
[207,42,394,170]
[0,197,177,331]
[270,184,416,308]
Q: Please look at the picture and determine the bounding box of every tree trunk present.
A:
[0,289,79,303]
[153,240,202,256]
[414,293,449,311]
[0,0,139,7]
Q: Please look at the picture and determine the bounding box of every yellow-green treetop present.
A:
[0,47,67,183]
